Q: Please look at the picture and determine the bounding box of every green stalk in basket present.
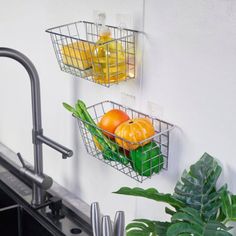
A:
[76,100,129,165]
[63,102,110,151]
[63,101,129,165]
[62,102,80,118]
[75,100,114,151]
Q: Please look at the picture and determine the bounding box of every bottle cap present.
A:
[98,13,110,36]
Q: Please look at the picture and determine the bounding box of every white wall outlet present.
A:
[116,13,134,29]
[147,101,164,119]
[121,92,136,109]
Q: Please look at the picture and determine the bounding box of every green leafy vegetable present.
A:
[63,100,129,165]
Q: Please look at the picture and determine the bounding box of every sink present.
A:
[0,205,54,236]
[0,188,54,236]
[0,177,90,236]
[0,148,92,236]
[0,187,16,208]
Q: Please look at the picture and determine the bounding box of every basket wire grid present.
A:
[76,101,174,182]
[46,21,138,87]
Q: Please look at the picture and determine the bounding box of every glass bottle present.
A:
[92,14,127,84]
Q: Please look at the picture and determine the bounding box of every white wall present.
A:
[1,0,236,231]
[136,0,236,224]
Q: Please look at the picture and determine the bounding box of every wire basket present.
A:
[76,101,174,182]
[46,21,138,87]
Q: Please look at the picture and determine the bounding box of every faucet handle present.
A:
[17,152,26,168]
[17,152,53,190]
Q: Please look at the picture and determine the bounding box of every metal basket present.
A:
[76,101,174,182]
[46,21,138,87]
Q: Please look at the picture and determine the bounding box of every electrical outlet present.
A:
[121,92,136,109]
[147,101,164,119]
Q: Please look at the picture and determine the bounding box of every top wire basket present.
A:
[46,21,138,87]
[76,101,174,182]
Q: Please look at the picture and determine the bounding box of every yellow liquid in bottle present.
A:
[92,32,127,84]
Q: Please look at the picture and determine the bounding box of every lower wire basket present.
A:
[76,101,174,182]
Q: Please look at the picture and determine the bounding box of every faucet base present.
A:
[0,152,92,236]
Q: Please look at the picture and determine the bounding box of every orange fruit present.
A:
[99,109,130,138]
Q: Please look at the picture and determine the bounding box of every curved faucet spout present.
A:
[0,47,73,206]
[0,47,42,131]
[0,47,44,205]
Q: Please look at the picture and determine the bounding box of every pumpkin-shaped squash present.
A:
[114,118,155,150]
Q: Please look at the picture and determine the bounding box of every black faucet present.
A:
[0,47,73,206]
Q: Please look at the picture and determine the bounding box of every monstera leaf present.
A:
[167,207,232,236]
[126,219,170,236]
[114,153,236,235]
[114,187,184,209]
[221,190,236,223]
[173,153,226,221]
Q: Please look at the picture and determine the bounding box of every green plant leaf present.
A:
[165,207,176,216]
[153,221,171,235]
[126,219,170,236]
[167,207,232,236]
[173,153,226,221]
[114,153,236,235]
[114,187,184,209]
[126,219,157,236]
[217,206,227,222]
[167,222,202,236]
[221,190,236,222]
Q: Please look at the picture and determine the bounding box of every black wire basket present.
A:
[76,101,174,182]
[46,21,138,87]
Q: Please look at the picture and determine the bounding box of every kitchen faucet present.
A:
[0,47,73,206]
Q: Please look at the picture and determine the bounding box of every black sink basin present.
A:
[0,187,54,236]
[0,205,54,236]
[0,186,16,208]
[0,179,90,236]
[0,162,91,236]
